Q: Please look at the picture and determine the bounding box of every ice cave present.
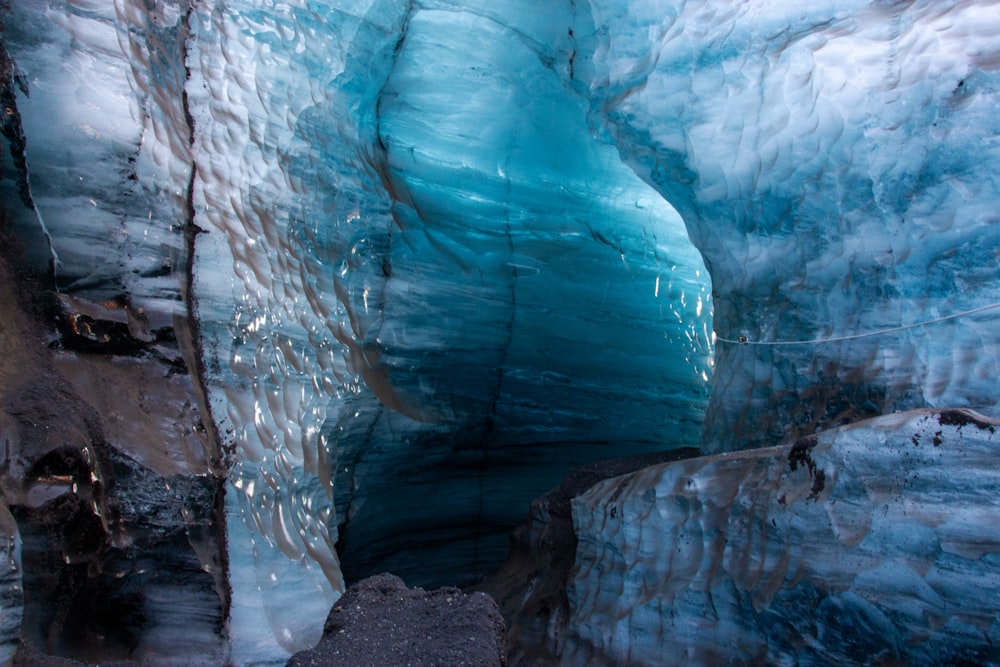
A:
[0,0,999,665]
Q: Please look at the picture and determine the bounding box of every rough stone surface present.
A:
[286,573,506,667]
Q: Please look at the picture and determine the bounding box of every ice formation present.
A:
[0,0,998,665]
[585,0,1000,450]
[567,409,1000,665]
[184,0,710,657]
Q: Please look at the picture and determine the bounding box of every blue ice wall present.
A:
[331,0,712,587]
[183,0,712,656]
[547,2,1000,665]
[568,409,1000,666]
[580,0,1000,448]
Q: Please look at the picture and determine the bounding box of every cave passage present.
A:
[323,3,714,588]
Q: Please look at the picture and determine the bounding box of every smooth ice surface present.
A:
[330,0,712,586]
[568,410,1000,666]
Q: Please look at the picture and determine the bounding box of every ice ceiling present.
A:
[1,0,999,665]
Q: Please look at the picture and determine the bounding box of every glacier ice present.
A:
[1,0,999,665]
[186,0,710,654]
[492,1,1000,663]
[0,501,21,667]
[566,409,1000,666]
[582,0,1000,448]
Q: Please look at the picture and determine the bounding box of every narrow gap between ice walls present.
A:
[326,0,714,591]
[187,0,715,661]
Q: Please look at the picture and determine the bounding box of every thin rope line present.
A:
[715,301,1000,346]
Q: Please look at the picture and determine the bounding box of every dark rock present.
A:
[0,184,227,664]
[286,573,506,667]
[478,448,701,666]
